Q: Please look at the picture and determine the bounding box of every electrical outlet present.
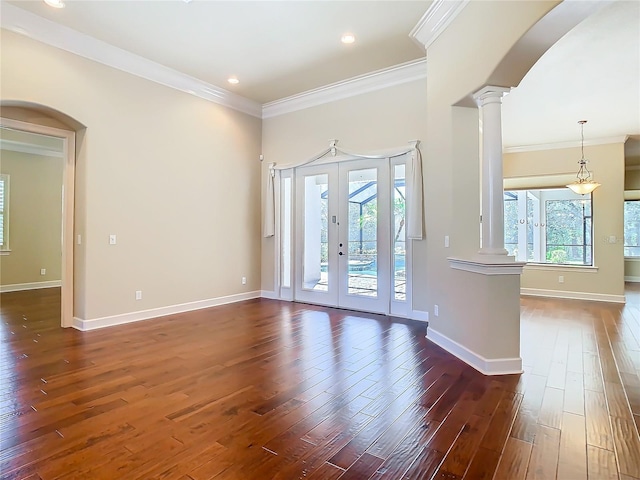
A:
[434,304,439,317]
[135,290,142,300]
[559,275,564,284]
[40,268,46,276]
[242,277,247,285]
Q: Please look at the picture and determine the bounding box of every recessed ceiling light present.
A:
[43,0,65,8]
[227,77,239,85]
[341,33,356,44]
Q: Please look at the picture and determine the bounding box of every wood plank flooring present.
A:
[1,286,639,479]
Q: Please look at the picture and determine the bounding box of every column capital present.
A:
[473,85,511,106]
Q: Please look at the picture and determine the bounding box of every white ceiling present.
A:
[1,0,639,149]
[5,0,428,104]
[502,0,639,148]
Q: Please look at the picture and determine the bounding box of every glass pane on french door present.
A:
[302,173,329,291]
[293,159,394,315]
[393,164,406,301]
[347,168,378,297]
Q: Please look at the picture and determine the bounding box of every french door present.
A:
[293,158,408,315]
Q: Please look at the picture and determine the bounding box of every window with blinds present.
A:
[0,174,9,250]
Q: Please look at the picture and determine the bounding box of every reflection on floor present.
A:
[1,286,639,478]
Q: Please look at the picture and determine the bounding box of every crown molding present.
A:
[504,135,629,154]
[262,59,427,119]
[409,0,470,50]
[0,3,262,118]
[0,139,64,158]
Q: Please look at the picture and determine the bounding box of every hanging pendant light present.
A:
[567,120,600,195]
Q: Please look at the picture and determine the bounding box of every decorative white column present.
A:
[474,86,512,262]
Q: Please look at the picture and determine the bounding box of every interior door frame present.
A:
[0,117,75,328]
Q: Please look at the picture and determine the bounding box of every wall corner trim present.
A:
[0,3,262,118]
[411,310,429,322]
[262,59,427,118]
[260,290,279,299]
[426,327,523,375]
[72,291,261,331]
[409,0,470,50]
[504,135,629,154]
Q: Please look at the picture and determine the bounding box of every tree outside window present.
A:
[624,200,640,257]
[504,188,592,265]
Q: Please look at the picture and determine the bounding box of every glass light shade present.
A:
[566,181,601,195]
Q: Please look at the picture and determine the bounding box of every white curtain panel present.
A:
[407,147,424,240]
[263,166,275,238]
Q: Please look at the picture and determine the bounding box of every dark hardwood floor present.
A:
[1,287,639,479]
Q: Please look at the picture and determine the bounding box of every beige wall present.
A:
[1,29,262,320]
[261,1,559,363]
[504,142,626,298]
[625,259,640,280]
[0,150,63,286]
[261,79,428,292]
[625,168,640,191]
[421,0,558,361]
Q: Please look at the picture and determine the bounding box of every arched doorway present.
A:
[0,102,85,328]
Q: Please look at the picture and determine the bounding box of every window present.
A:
[624,200,640,257]
[504,188,592,265]
[0,174,9,251]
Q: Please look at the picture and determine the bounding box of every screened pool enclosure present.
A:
[306,175,407,299]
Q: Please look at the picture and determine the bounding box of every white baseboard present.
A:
[521,287,625,304]
[73,290,262,331]
[624,276,640,283]
[258,293,429,321]
[426,327,523,376]
[1,280,61,293]
[411,310,429,322]
[260,290,279,299]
